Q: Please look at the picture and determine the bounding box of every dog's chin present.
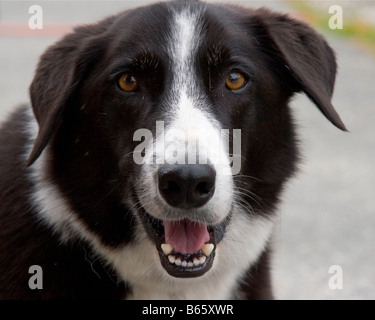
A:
[138,206,230,278]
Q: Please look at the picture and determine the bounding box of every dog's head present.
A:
[27,1,345,283]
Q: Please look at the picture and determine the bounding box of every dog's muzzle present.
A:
[137,163,231,278]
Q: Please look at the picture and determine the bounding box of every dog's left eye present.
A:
[118,73,138,92]
[225,72,247,91]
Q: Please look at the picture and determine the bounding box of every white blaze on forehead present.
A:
[166,9,229,167]
[166,9,206,161]
[172,9,200,78]
[169,9,202,123]
[168,9,208,136]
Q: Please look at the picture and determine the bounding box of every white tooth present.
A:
[202,243,214,257]
[168,255,176,264]
[193,258,200,266]
[181,261,187,267]
[199,256,206,264]
[161,243,173,255]
[175,258,182,266]
[188,262,193,267]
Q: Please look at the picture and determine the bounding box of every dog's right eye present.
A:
[225,72,247,91]
[118,73,138,92]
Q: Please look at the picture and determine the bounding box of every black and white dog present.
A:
[0,0,346,299]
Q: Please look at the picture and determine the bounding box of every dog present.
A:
[0,0,346,299]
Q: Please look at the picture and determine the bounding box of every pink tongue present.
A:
[163,220,210,254]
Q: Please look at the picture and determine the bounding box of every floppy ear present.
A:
[254,8,347,131]
[26,25,106,166]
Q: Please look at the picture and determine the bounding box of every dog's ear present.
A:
[26,25,106,166]
[253,8,347,131]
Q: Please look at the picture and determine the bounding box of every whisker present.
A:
[233,174,263,183]
[234,186,261,201]
[233,191,261,208]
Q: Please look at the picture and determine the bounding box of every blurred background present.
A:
[0,0,374,299]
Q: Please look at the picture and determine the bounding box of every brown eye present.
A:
[225,72,246,91]
[118,73,138,92]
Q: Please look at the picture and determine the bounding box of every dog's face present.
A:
[28,1,345,290]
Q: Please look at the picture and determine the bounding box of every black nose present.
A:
[158,164,216,209]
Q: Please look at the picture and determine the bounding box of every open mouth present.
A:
[138,208,230,278]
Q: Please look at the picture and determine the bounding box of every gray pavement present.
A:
[273,32,375,299]
[1,0,374,299]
